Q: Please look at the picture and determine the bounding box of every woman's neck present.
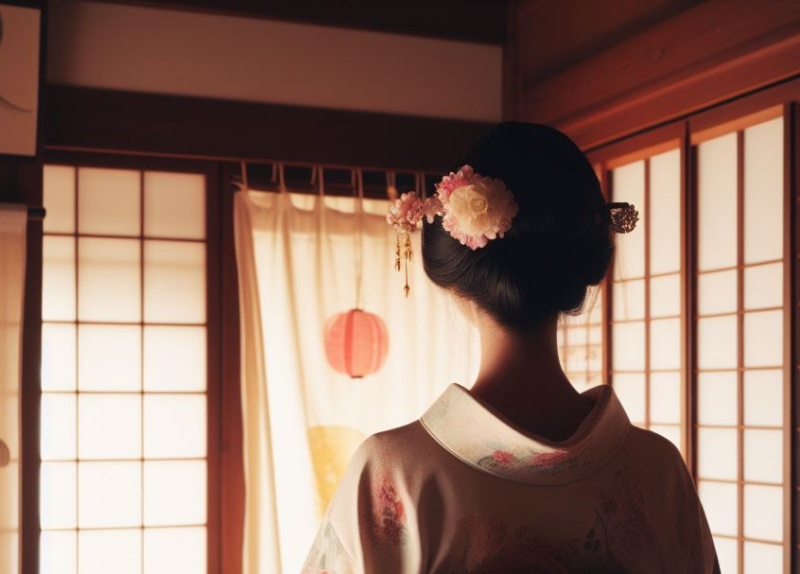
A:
[469,314,593,442]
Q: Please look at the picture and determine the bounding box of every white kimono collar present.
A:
[419,383,631,486]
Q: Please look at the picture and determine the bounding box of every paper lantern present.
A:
[324,308,389,378]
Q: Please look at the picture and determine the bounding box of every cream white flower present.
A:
[385,164,519,251]
[439,169,518,250]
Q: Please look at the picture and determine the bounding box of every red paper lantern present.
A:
[324,308,389,378]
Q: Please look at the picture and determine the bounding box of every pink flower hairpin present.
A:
[387,164,639,296]
[386,165,519,295]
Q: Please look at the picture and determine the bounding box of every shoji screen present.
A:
[694,116,786,574]
[557,291,603,393]
[39,165,209,574]
[590,84,799,574]
[609,148,684,452]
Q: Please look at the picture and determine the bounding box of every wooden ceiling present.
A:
[515,0,704,84]
[92,0,508,44]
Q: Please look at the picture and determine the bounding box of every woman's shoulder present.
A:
[339,419,457,496]
[623,426,695,485]
[354,420,437,464]
[625,426,684,460]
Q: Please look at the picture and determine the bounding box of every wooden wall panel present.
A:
[47,1,502,124]
[516,0,700,84]
[43,86,492,172]
[512,0,800,149]
[92,0,507,45]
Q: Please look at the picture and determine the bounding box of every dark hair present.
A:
[422,122,613,332]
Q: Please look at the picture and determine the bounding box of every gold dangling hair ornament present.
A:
[390,231,414,297]
[386,190,440,297]
[403,233,412,297]
[395,234,402,272]
[606,202,639,234]
[393,232,412,297]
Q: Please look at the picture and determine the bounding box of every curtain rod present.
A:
[239,162,433,200]
[241,158,440,175]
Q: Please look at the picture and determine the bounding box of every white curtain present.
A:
[234,188,477,573]
[0,205,27,574]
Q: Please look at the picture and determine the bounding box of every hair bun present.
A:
[422,122,612,331]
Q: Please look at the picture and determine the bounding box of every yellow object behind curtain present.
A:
[234,189,477,573]
[0,205,27,574]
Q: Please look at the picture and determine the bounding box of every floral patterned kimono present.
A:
[303,383,718,573]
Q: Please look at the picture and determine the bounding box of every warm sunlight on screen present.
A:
[78,168,141,236]
[610,149,682,451]
[556,292,603,393]
[40,164,208,573]
[144,172,206,240]
[143,326,206,392]
[77,325,141,391]
[77,238,141,322]
[42,237,76,321]
[695,116,785,574]
[143,241,206,323]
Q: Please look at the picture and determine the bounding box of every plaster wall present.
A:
[47,0,503,122]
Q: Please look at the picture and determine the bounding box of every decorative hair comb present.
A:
[606,202,639,234]
[387,164,639,295]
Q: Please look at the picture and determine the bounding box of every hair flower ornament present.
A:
[386,191,433,297]
[386,165,639,296]
[435,165,519,250]
[386,191,428,234]
[386,165,518,296]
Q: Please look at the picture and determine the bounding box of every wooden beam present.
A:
[90,0,507,45]
[519,0,800,150]
[516,0,702,86]
[42,86,492,172]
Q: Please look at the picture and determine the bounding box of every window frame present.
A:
[587,77,800,574]
[592,122,689,456]
[27,150,231,573]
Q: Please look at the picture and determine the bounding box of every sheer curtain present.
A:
[234,187,477,573]
[0,205,27,574]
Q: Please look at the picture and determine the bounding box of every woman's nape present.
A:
[459,298,594,443]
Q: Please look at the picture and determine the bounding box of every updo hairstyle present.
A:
[422,122,613,332]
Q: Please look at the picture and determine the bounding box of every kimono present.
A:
[304,383,719,573]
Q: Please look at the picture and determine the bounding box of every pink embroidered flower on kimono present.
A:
[492,450,516,464]
[532,451,569,467]
[376,477,405,544]
[435,165,519,250]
